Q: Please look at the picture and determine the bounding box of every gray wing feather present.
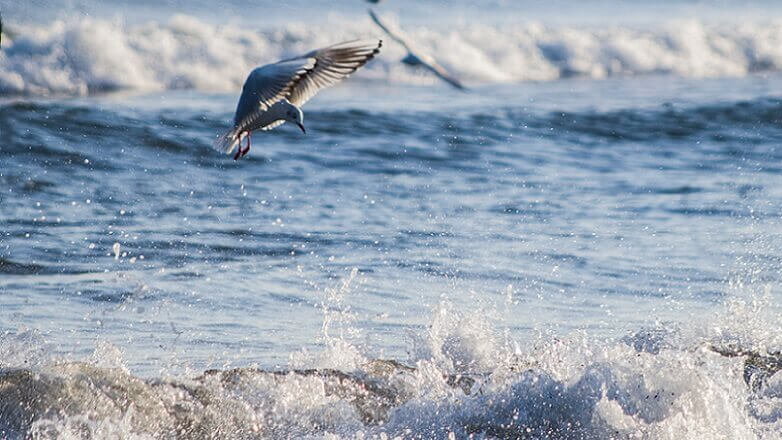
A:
[285,39,382,106]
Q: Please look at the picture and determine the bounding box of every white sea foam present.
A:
[3,15,782,96]
[2,294,782,439]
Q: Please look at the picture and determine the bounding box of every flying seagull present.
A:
[215,39,382,160]
[368,9,466,90]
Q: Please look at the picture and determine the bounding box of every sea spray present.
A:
[1,293,782,438]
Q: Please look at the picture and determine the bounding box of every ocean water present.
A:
[3,0,782,438]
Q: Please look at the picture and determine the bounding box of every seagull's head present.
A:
[285,107,306,134]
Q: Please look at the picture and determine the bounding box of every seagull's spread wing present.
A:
[284,39,382,107]
[369,9,466,90]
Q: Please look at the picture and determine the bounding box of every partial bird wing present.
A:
[368,9,412,52]
[368,9,466,91]
[416,54,467,90]
[284,39,382,107]
[245,39,381,112]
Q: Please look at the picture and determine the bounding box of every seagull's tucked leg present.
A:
[233,133,246,160]
[240,133,252,158]
[233,132,252,160]
[233,139,242,160]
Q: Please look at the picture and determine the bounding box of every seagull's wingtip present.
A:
[213,128,240,155]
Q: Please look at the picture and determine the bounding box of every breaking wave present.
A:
[4,15,782,95]
[1,298,782,439]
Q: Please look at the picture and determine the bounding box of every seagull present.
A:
[215,39,382,160]
[368,10,466,91]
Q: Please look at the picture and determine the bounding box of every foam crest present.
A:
[4,16,782,95]
[411,301,506,373]
[0,329,54,369]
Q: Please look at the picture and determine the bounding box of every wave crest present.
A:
[3,16,782,95]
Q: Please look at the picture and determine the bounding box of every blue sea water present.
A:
[2,1,782,438]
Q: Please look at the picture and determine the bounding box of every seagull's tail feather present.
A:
[213,127,241,155]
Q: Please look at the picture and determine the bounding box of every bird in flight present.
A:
[369,10,466,91]
[215,39,382,160]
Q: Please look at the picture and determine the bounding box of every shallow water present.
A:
[3,1,782,438]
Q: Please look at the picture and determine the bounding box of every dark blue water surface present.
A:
[2,74,782,373]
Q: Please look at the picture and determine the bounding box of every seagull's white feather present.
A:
[233,59,315,129]
[214,40,382,155]
[260,120,286,131]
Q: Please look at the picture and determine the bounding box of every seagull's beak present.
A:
[297,122,306,134]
